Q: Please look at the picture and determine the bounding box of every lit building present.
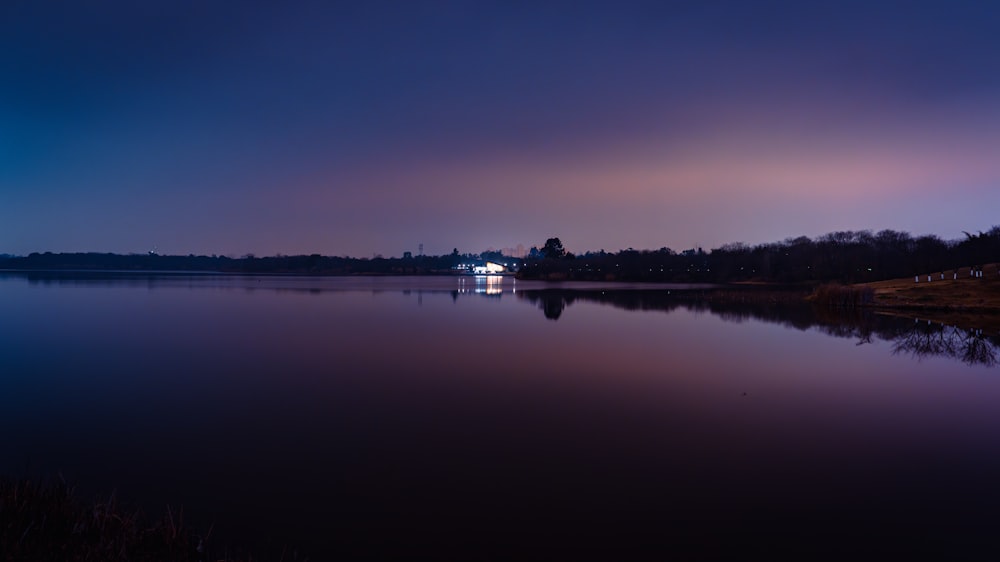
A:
[472,262,506,274]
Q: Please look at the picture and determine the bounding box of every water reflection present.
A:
[455,274,506,296]
[4,271,997,368]
[893,322,997,367]
[3,272,1000,559]
[518,288,1000,367]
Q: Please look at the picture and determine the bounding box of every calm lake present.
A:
[2,272,999,560]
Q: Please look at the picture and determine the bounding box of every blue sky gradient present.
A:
[3,1,1000,256]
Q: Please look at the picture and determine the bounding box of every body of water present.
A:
[2,273,999,559]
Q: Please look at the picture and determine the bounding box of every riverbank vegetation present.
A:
[808,284,876,309]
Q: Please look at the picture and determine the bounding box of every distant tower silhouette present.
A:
[419,243,424,256]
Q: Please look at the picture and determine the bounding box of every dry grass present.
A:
[856,264,1000,331]
[0,476,286,562]
[862,264,1000,309]
[808,284,875,308]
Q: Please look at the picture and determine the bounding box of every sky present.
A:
[3,0,1000,257]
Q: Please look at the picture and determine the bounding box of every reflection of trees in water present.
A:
[892,323,997,367]
[541,295,568,320]
[520,290,665,321]
[517,289,1000,367]
[516,291,575,320]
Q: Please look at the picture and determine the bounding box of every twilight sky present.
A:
[3,0,1000,257]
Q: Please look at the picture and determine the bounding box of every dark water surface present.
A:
[2,273,999,560]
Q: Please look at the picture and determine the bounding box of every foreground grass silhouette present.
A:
[0,477,280,562]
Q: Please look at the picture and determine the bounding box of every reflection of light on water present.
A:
[476,275,504,295]
[456,275,507,295]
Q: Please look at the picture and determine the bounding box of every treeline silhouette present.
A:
[2,226,998,283]
[0,251,471,275]
[519,227,1000,283]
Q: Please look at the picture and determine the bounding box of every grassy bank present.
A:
[861,264,1000,309]
[798,265,1000,332]
[804,265,999,311]
[847,264,1000,331]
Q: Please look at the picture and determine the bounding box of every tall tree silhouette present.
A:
[541,238,566,259]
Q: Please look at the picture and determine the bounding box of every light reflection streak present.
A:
[456,275,508,296]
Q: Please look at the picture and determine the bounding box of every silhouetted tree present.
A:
[541,238,566,259]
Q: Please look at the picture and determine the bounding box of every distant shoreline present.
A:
[0,268,472,278]
[4,228,999,285]
[5,267,999,323]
